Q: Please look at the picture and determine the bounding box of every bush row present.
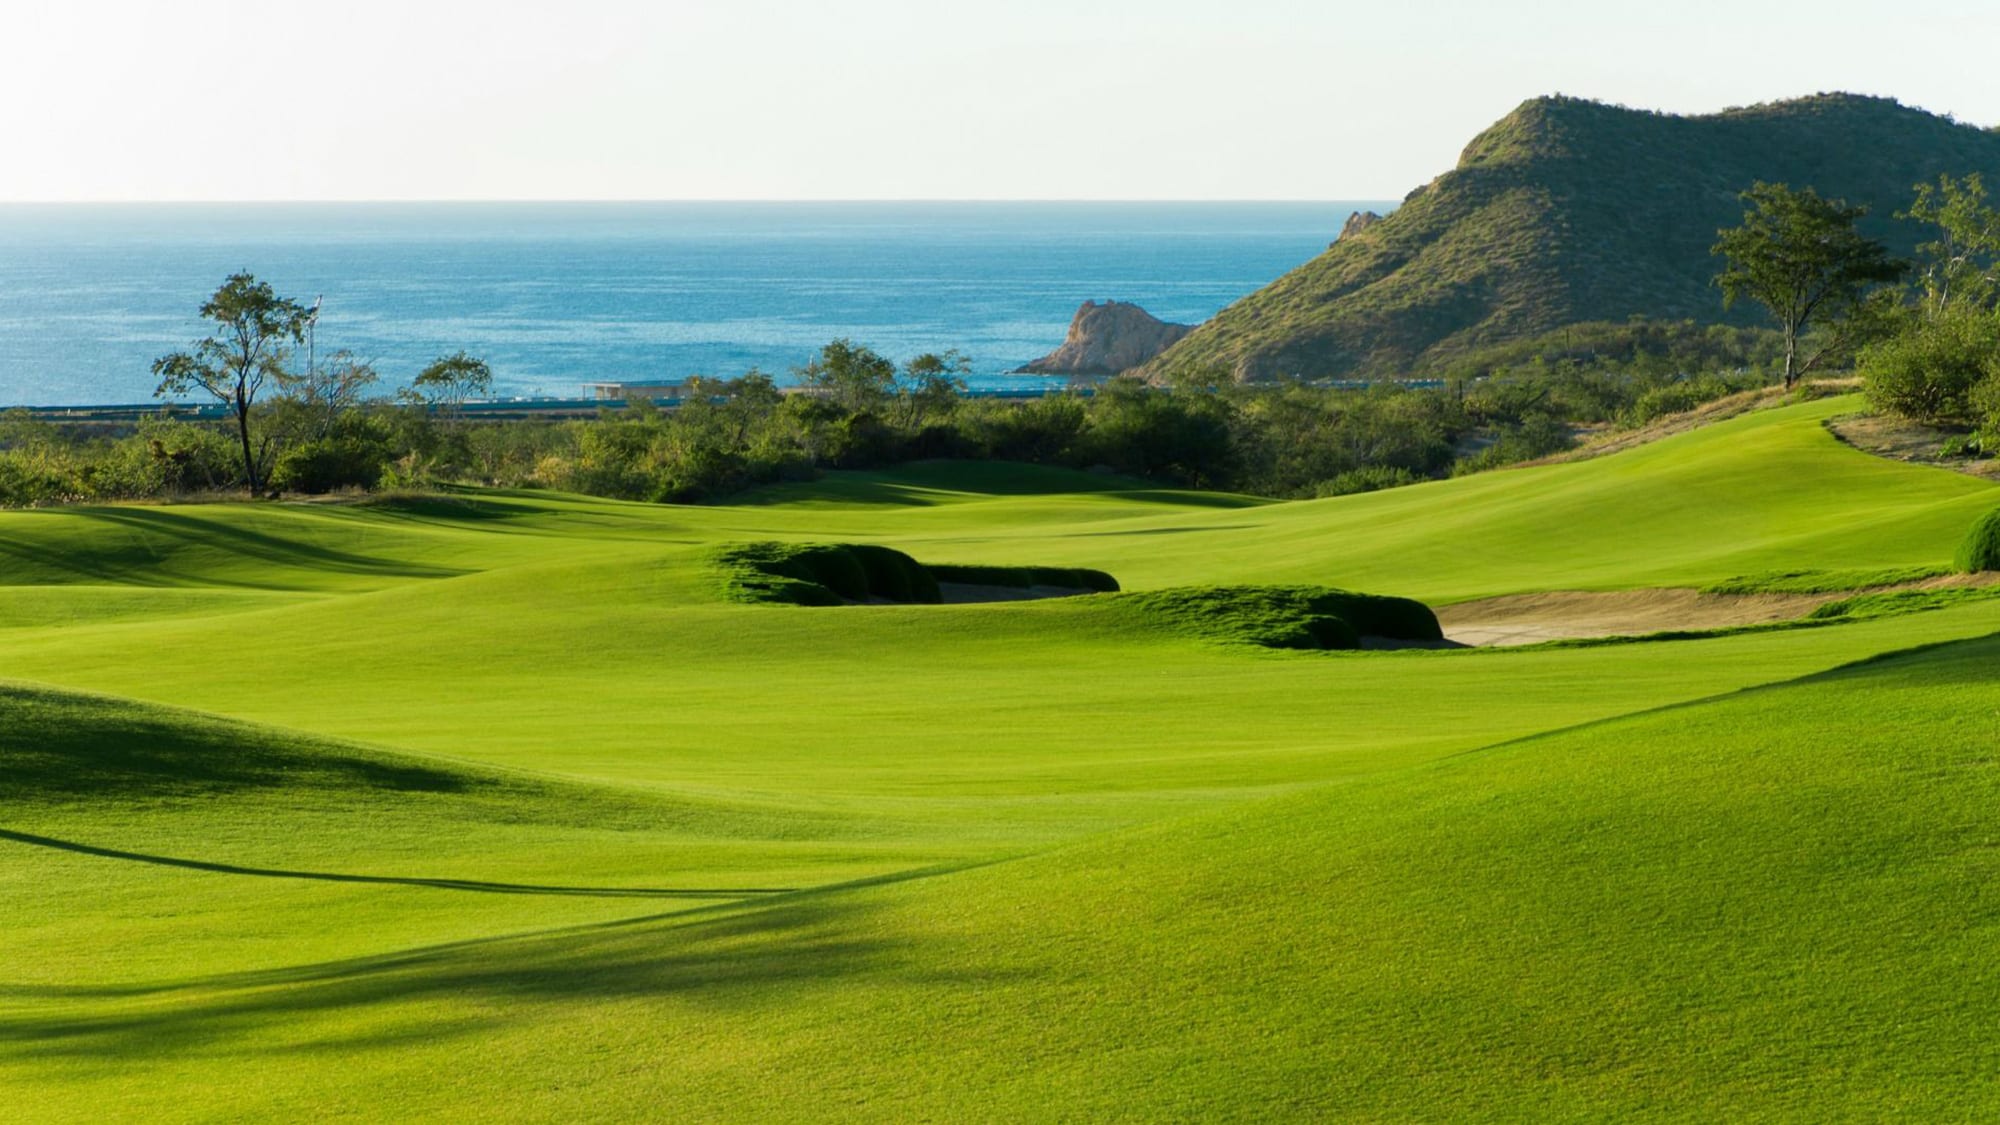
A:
[0,324,1779,510]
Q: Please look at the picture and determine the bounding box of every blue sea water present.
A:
[0,202,1388,405]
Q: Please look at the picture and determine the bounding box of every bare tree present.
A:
[152,272,314,491]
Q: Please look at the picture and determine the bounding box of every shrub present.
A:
[95,418,242,496]
[1315,466,1421,498]
[269,435,389,494]
[1861,310,2000,424]
[1956,507,2000,573]
[0,448,92,507]
[1624,375,1738,425]
[1972,375,2000,448]
[1452,413,1577,475]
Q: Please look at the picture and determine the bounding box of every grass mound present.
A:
[0,683,479,803]
[1956,507,2000,573]
[1112,585,1441,650]
[715,543,1121,604]
[927,563,1120,593]
[713,541,942,605]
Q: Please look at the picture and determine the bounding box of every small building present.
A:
[581,381,695,401]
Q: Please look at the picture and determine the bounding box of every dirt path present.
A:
[1436,574,2000,647]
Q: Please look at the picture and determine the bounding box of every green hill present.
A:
[1148,93,2000,382]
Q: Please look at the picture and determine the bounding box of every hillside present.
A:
[1147,93,2000,382]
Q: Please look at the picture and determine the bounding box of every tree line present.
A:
[0,283,1782,508]
[1710,174,2000,445]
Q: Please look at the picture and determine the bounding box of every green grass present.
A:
[1703,564,1955,594]
[3,395,1999,1119]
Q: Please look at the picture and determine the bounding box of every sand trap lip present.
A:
[938,582,1099,604]
[1437,574,2000,647]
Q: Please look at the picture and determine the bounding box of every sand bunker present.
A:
[1437,574,2000,647]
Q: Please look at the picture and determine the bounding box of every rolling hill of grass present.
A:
[1147,93,2000,381]
[3,395,1998,1119]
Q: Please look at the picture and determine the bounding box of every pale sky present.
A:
[3,0,1996,201]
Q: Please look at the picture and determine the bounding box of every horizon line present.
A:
[0,197,1401,207]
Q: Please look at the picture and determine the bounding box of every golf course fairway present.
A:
[5,395,2000,1120]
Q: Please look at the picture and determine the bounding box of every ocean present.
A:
[0,202,1388,405]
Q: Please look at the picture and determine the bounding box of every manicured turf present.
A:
[2,394,1997,1120]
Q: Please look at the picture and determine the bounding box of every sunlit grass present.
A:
[2,395,1997,1119]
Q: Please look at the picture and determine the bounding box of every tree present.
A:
[152,272,314,491]
[797,338,896,415]
[1902,173,2000,318]
[411,351,493,418]
[280,349,380,440]
[897,349,970,430]
[1713,183,1904,390]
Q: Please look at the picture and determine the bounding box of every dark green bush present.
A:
[1862,310,2000,424]
[1956,507,2000,573]
[270,436,389,494]
[1315,466,1421,498]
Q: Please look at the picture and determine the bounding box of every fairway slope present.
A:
[11,632,2000,1119]
[725,398,1997,601]
[7,393,2000,1120]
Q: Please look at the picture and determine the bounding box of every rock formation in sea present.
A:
[1016,300,1196,376]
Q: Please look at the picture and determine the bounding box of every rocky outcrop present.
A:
[1334,210,1383,245]
[1016,301,1195,376]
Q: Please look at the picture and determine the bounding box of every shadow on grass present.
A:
[0,505,466,589]
[0,686,475,801]
[64,507,469,585]
[0,829,789,899]
[0,862,1014,1059]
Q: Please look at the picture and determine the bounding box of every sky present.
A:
[3,0,1997,202]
